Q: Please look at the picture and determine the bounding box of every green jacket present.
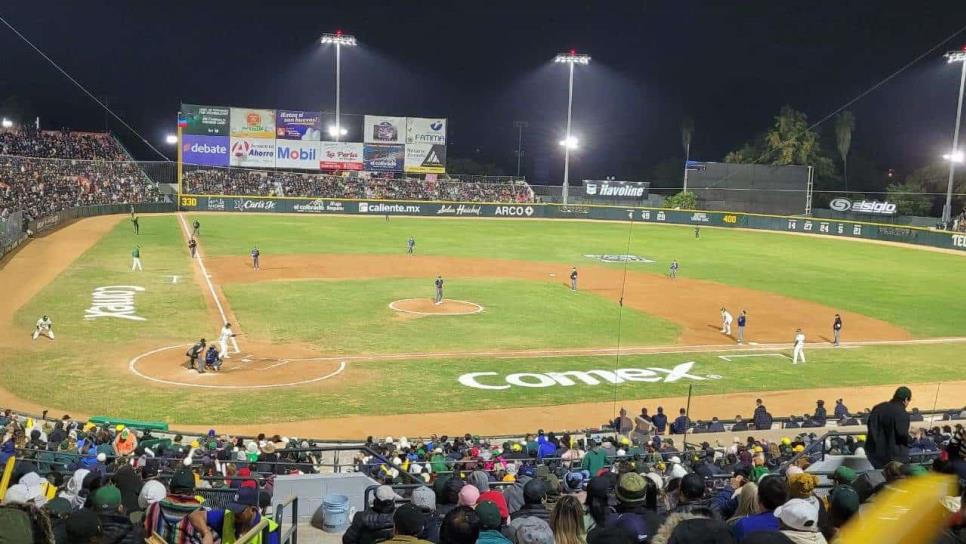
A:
[581,448,608,475]
[380,535,433,544]
[132,247,140,258]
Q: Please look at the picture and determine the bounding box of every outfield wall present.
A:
[177,194,966,253]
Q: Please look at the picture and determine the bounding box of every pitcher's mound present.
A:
[389,298,484,316]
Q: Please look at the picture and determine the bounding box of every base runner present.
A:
[32,315,54,340]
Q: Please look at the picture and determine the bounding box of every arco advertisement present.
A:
[364,115,406,144]
[229,137,275,167]
[406,117,447,145]
[363,144,405,172]
[230,108,276,139]
[404,143,446,174]
[275,141,321,169]
[319,142,363,170]
[182,135,229,166]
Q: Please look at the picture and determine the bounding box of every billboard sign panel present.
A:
[229,137,275,167]
[406,117,447,145]
[363,144,405,172]
[181,104,230,136]
[275,141,321,169]
[582,180,649,199]
[230,108,276,138]
[404,143,446,174]
[828,197,898,215]
[276,110,322,141]
[364,115,406,144]
[182,135,229,166]
[320,142,363,170]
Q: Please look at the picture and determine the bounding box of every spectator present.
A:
[866,386,913,468]
[548,494,586,544]
[672,409,691,435]
[511,479,550,523]
[947,423,966,479]
[67,509,104,544]
[343,485,399,544]
[653,408,669,435]
[733,416,750,433]
[632,411,654,444]
[584,477,615,537]
[580,440,607,476]
[142,467,207,540]
[91,484,144,543]
[825,485,859,539]
[458,485,480,507]
[613,408,633,436]
[610,472,661,542]
[671,473,713,517]
[811,402,827,427]
[477,500,512,544]
[439,506,481,544]
[833,399,848,421]
[708,417,726,433]
[732,476,788,542]
[668,517,736,544]
[384,503,432,544]
[411,486,438,541]
[774,499,827,544]
[753,400,771,431]
[936,487,966,544]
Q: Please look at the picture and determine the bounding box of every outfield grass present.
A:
[223,278,680,352]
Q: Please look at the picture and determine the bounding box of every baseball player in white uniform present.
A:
[33,315,54,340]
[218,322,236,359]
[720,308,733,335]
[793,328,806,364]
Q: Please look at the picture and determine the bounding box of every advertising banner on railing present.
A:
[229,137,275,167]
[275,141,321,169]
[181,104,230,136]
[182,135,229,166]
[406,117,447,145]
[230,108,276,139]
[275,110,322,141]
[364,115,406,144]
[404,143,446,174]
[319,142,363,170]
[363,144,405,172]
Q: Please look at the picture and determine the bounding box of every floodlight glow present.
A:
[946,48,966,64]
[944,151,965,163]
[165,134,178,145]
[559,136,579,149]
[321,32,357,47]
[0,118,11,129]
[328,125,348,137]
[554,52,591,65]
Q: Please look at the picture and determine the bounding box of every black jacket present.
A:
[509,503,550,522]
[98,511,144,544]
[865,399,911,468]
[342,507,395,544]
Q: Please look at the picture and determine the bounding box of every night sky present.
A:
[2,1,966,185]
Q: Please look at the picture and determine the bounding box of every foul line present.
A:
[718,353,792,362]
[177,213,240,352]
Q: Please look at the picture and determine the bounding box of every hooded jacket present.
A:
[99,510,145,544]
[865,399,911,468]
[503,475,532,514]
[342,501,395,544]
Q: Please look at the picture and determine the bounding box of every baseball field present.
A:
[2,212,965,437]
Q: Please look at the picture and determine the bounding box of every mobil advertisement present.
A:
[363,115,406,144]
[363,144,404,172]
[319,142,363,170]
[406,117,447,145]
[276,110,322,141]
[275,141,321,169]
[229,137,275,167]
[404,143,446,174]
[181,104,230,136]
[182,135,229,166]
[230,107,276,139]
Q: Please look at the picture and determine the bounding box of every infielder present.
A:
[131,245,142,271]
[669,260,679,279]
[736,310,747,344]
[833,314,843,346]
[251,246,260,270]
[720,307,733,335]
[407,236,415,255]
[570,266,578,291]
[218,322,236,359]
[434,275,444,304]
[793,328,806,364]
[32,315,54,340]
[188,238,197,258]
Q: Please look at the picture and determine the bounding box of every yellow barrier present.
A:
[0,456,15,501]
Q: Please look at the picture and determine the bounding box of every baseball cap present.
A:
[411,486,436,511]
[513,516,554,544]
[775,498,820,532]
[393,503,425,536]
[832,466,857,485]
[476,500,502,530]
[616,473,648,503]
[375,485,402,502]
[458,484,480,506]
[228,488,260,515]
[92,485,122,511]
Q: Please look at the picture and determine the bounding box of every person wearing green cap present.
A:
[93,484,145,542]
[476,500,511,543]
[865,386,913,469]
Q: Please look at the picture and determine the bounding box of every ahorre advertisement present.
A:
[363,144,405,172]
[364,115,406,144]
[229,137,275,167]
[276,110,322,141]
[275,141,321,169]
[582,180,649,199]
[319,142,363,170]
[404,143,446,174]
[230,108,276,139]
[406,117,447,145]
[182,135,229,166]
[181,104,230,136]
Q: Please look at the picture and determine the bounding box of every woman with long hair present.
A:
[550,494,587,544]
[726,482,758,526]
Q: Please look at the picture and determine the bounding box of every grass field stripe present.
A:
[176,213,240,353]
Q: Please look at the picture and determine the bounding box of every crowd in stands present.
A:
[182,167,535,203]
[0,387,963,542]
[0,129,162,223]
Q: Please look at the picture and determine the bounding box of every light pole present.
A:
[513,121,528,178]
[554,50,590,205]
[321,30,357,142]
[942,46,966,226]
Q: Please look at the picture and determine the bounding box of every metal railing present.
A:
[275,495,299,544]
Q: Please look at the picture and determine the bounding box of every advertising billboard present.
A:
[276,110,322,141]
[319,142,363,170]
[181,104,230,136]
[275,141,321,169]
[229,137,275,167]
[404,143,446,174]
[582,180,649,199]
[230,108,276,139]
[363,144,405,172]
[182,134,229,166]
[406,117,447,145]
[364,115,406,144]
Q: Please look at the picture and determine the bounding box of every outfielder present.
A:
[434,275,444,304]
[251,246,260,270]
[407,236,415,255]
[833,314,843,346]
[793,329,806,364]
[192,219,201,237]
[131,214,139,235]
[669,260,679,279]
[32,315,54,340]
[218,322,236,359]
[570,266,578,291]
[720,307,733,335]
[131,245,142,271]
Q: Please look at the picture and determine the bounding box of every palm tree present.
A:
[835,111,855,190]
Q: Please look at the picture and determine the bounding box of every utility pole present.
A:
[513,121,528,178]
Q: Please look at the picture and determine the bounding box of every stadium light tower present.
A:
[321,30,357,142]
[554,50,590,205]
[942,46,966,226]
[165,134,178,145]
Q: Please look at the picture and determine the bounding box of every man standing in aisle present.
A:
[833,314,843,346]
[866,386,913,469]
[131,245,142,271]
[792,328,806,364]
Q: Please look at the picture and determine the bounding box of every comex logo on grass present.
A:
[85,286,146,321]
[457,361,715,390]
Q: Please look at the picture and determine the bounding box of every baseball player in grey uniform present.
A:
[833,314,843,346]
[570,267,578,291]
[434,275,444,304]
